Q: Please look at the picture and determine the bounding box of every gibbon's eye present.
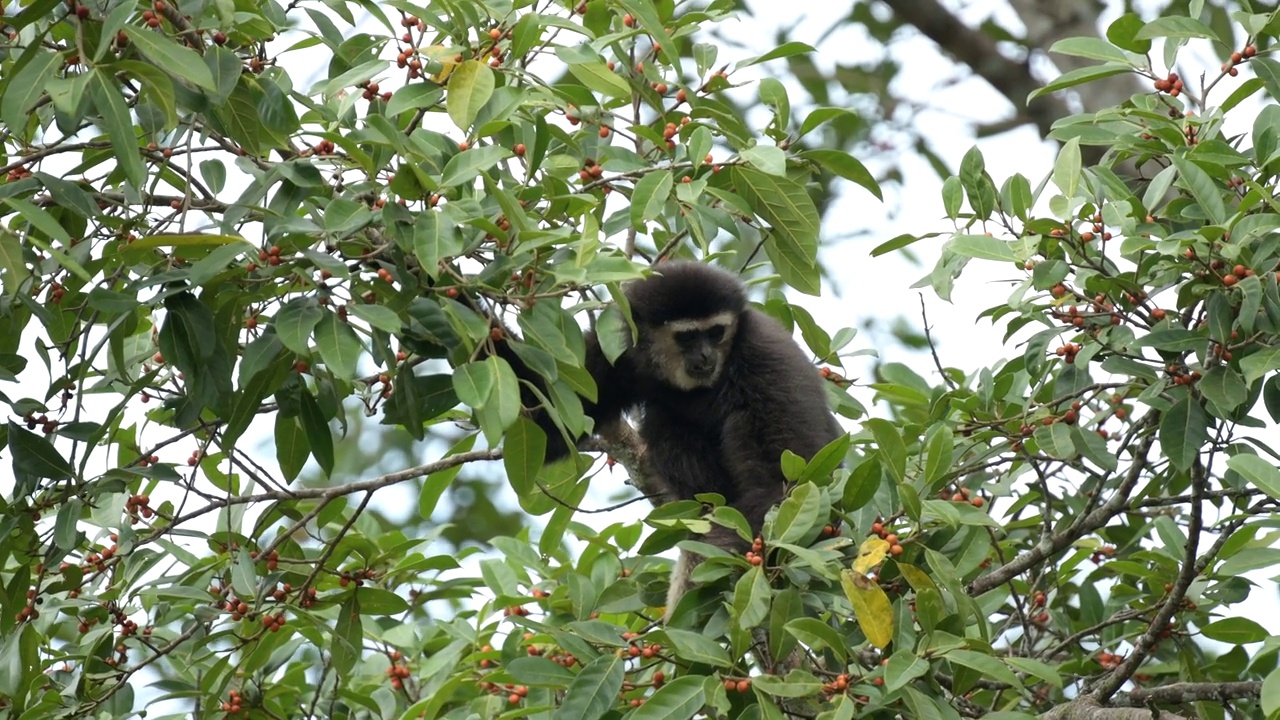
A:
[706,325,726,343]
[674,331,697,347]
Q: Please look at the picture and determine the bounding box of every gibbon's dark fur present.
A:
[507,262,843,612]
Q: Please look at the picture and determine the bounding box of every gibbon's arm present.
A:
[494,327,635,464]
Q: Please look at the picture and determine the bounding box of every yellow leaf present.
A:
[853,536,890,574]
[422,45,461,83]
[841,569,894,650]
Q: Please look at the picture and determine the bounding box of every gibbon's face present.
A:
[653,312,738,391]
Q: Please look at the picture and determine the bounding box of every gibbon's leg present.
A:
[662,549,697,622]
[663,525,744,622]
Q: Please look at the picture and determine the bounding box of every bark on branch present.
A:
[879,0,1072,136]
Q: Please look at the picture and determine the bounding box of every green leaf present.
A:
[89,70,145,189]
[411,210,461,272]
[440,145,512,187]
[1240,346,1280,385]
[272,298,323,357]
[948,234,1015,262]
[799,106,857,138]
[385,82,445,117]
[802,149,882,199]
[740,145,786,176]
[923,424,955,487]
[942,176,963,219]
[865,418,906,483]
[883,650,930,693]
[564,59,631,99]
[1263,666,1280,717]
[484,355,521,442]
[453,361,495,409]
[1137,329,1205,352]
[1053,136,1082,199]
[331,593,362,677]
[419,435,474,518]
[1005,657,1063,689]
[738,41,816,68]
[274,414,310,483]
[504,417,547,496]
[298,390,334,477]
[9,422,74,480]
[1,48,59,138]
[799,434,851,484]
[1160,396,1209,472]
[944,650,1022,689]
[1171,156,1227,225]
[507,657,576,688]
[318,58,386,98]
[0,230,29,295]
[1049,37,1134,65]
[661,628,732,667]
[123,27,217,90]
[614,0,681,75]
[204,45,240,104]
[1034,423,1077,460]
[552,655,624,720]
[200,159,227,193]
[772,483,823,545]
[447,60,496,131]
[354,587,410,615]
[624,676,704,719]
[630,170,674,231]
[732,565,771,630]
[54,498,83,551]
[1199,366,1248,412]
[1106,13,1151,54]
[346,304,403,335]
[1029,63,1132,101]
[871,232,920,257]
[1200,617,1269,644]
[731,167,820,294]
[4,198,91,282]
[1225,454,1280,501]
[1134,15,1221,41]
[751,670,824,698]
[313,310,363,381]
[784,617,848,662]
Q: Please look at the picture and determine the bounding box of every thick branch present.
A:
[879,0,1072,137]
[145,448,503,546]
[1042,697,1185,720]
[1114,681,1262,706]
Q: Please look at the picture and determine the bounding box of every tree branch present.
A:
[878,0,1072,137]
[1041,697,1186,720]
[1113,681,1262,706]
[968,417,1157,595]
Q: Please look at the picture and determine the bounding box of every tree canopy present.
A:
[1,1,1280,719]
